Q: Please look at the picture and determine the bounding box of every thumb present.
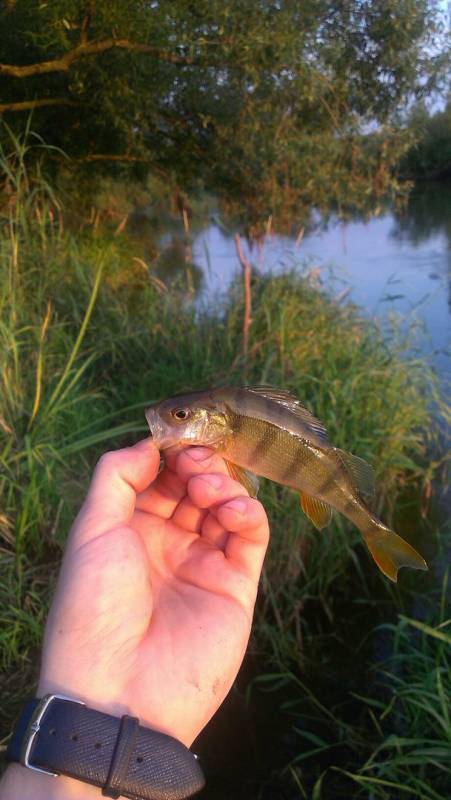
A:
[71,438,160,547]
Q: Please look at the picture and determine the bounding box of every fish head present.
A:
[145,391,230,450]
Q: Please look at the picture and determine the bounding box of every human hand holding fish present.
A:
[1,439,269,799]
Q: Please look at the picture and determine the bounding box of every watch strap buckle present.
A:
[20,693,85,777]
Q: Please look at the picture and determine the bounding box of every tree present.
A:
[0,0,449,228]
[400,99,451,179]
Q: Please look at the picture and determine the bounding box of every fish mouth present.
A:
[145,407,179,450]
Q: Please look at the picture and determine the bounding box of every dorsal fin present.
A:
[242,385,330,448]
[335,448,375,497]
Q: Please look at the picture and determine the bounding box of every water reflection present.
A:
[198,184,451,376]
[128,201,204,295]
[391,182,451,247]
[154,236,203,295]
[391,183,451,313]
[127,182,451,377]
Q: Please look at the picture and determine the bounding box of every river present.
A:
[190,182,451,380]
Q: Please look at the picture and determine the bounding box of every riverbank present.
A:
[1,165,449,797]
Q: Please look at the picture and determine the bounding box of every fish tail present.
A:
[361,522,428,583]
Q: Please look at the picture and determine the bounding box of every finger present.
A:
[71,439,160,546]
[200,513,229,550]
[175,447,230,483]
[218,498,270,582]
[135,467,186,519]
[134,447,225,520]
[171,497,207,533]
[187,472,248,512]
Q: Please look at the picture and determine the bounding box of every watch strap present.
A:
[7,696,205,800]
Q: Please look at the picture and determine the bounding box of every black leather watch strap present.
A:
[7,696,205,800]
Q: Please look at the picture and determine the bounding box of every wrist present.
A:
[0,764,101,799]
[37,678,195,748]
[4,695,205,800]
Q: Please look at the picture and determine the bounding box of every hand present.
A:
[1,440,269,798]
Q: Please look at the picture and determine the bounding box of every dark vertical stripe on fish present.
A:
[317,467,342,498]
[249,423,274,463]
[233,413,246,434]
[343,497,357,515]
[281,445,309,483]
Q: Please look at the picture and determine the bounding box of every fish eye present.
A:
[172,408,190,421]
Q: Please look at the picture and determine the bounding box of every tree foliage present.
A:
[400,99,451,179]
[0,0,449,228]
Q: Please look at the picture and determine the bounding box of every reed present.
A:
[0,138,449,796]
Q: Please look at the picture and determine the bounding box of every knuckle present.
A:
[97,450,121,471]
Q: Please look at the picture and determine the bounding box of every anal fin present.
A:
[225,460,260,498]
[300,492,332,530]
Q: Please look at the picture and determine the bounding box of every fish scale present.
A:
[220,414,329,493]
[220,413,370,524]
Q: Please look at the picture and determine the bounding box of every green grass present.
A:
[0,134,449,796]
[343,609,451,799]
[246,567,450,799]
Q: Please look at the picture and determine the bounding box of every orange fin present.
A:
[300,492,332,530]
[225,460,260,498]
[363,529,428,582]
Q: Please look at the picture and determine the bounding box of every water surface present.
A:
[191,183,451,378]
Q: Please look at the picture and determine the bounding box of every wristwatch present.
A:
[6,694,205,799]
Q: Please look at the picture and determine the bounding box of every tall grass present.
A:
[0,134,449,796]
[249,570,450,799]
[262,570,451,800]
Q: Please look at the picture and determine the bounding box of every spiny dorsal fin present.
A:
[335,448,375,497]
[244,385,330,447]
[300,492,332,530]
[225,460,260,498]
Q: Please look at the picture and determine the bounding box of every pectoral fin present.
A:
[225,460,260,498]
[300,492,332,530]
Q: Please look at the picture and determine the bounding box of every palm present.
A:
[39,443,269,747]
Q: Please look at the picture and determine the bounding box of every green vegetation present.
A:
[400,100,451,180]
[1,2,450,794]
[1,137,449,796]
[250,584,451,798]
[1,0,449,228]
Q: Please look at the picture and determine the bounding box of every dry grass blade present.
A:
[28,300,52,428]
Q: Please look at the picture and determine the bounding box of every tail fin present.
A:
[362,525,428,582]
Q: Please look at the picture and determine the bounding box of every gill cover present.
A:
[145,392,231,449]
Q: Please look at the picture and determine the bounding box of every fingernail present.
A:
[199,473,223,489]
[224,498,247,515]
[187,447,213,462]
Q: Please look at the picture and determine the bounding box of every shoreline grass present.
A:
[1,147,449,796]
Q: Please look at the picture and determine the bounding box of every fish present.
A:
[145,385,428,582]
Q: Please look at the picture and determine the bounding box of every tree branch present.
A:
[0,97,81,113]
[74,153,152,163]
[0,39,217,78]
[80,15,91,46]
